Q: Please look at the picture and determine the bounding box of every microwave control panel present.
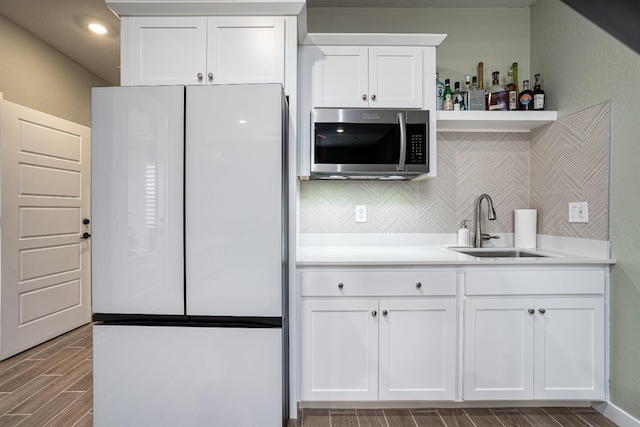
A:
[407,125,427,165]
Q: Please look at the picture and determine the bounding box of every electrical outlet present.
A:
[568,202,589,223]
[355,205,367,223]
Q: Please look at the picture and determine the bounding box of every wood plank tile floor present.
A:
[0,323,619,427]
[297,407,619,427]
[0,322,92,427]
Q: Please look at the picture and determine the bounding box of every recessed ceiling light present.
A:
[88,23,107,35]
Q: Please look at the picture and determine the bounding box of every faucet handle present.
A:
[481,233,501,241]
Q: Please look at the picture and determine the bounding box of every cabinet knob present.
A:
[382,310,388,316]
[208,73,213,81]
[372,310,377,317]
[371,94,377,101]
[528,309,535,314]
[362,94,367,101]
[197,73,203,80]
[338,282,344,289]
[416,282,422,289]
[83,218,90,225]
[538,308,546,314]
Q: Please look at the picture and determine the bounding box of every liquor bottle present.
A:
[467,76,486,111]
[518,79,534,110]
[463,74,471,109]
[511,62,519,95]
[442,78,454,111]
[486,71,508,111]
[506,69,518,111]
[533,73,546,110]
[477,62,485,90]
[453,81,465,111]
[436,73,445,111]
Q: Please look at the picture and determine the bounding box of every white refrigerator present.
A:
[91,84,288,427]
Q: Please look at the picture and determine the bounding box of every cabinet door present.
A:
[301,299,378,401]
[207,17,284,85]
[464,298,535,400]
[122,17,208,86]
[534,298,605,400]
[312,46,369,108]
[379,299,456,400]
[368,47,423,108]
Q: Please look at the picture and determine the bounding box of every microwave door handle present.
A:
[397,112,407,171]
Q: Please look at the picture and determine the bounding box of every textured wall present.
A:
[300,132,530,235]
[0,15,108,127]
[530,102,610,240]
[531,0,640,419]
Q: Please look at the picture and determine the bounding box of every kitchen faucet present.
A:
[474,194,497,248]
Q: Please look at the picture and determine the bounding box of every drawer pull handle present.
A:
[338,283,344,289]
[528,309,535,314]
[382,310,388,316]
[372,310,377,317]
[416,282,422,289]
[539,308,546,314]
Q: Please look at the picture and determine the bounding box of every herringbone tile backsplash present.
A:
[300,102,610,240]
[530,102,610,240]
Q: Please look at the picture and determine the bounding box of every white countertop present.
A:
[297,245,615,266]
[296,234,616,267]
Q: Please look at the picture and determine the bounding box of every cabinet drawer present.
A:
[300,270,456,297]
[465,268,605,295]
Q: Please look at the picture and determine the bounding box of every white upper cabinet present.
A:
[121,16,284,86]
[207,17,284,85]
[312,46,424,108]
[368,47,423,109]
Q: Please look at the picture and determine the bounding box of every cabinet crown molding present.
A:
[301,32,447,46]
[106,0,305,17]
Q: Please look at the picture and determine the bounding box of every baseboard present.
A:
[594,402,640,427]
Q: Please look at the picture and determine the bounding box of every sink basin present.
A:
[450,248,549,258]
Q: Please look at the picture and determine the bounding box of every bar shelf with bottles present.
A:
[436,110,557,132]
[436,63,557,133]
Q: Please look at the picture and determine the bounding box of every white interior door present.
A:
[0,100,91,360]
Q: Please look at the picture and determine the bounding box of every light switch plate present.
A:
[355,205,367,223]
[568,202,589,223]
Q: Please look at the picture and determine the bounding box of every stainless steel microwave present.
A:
[310,108,429,180]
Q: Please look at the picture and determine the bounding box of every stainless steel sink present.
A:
[450,248,549,258]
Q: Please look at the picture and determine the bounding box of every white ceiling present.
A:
[0,0,536,86]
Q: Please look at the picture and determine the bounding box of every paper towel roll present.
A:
[514,209,537,249]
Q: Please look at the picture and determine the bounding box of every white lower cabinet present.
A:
[378,298,457,401]
[300,269,457,402]
[299,266,607,404]
[301,298,379,401]
[463,268,606,401]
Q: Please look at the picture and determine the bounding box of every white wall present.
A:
[0,14,108,127]
[307,7,531,88]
